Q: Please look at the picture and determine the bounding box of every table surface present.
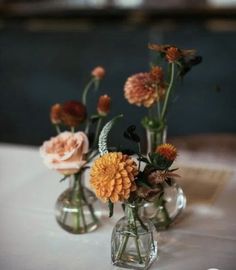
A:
[0,138,236,270]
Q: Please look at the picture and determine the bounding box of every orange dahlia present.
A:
[97,94,111,116]
[91,66,105,80]
[155,143,177,161]
[50,103,62,124]
[124,72,158,108]
[90,152,138,203]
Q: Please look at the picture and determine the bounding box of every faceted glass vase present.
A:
[55,174,99,234]
[111,203,158,270]
[143,180,186,230]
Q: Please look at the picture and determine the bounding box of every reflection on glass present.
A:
[113,0,143,8]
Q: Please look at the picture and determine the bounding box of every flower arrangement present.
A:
[90,116,179,268]
[40,66,111,234]
[124,43,202,152]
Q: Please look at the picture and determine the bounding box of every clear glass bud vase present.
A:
[143,180,186,230]
[145,127,186,230]
[111,202,158,270]
[55,173,99,234]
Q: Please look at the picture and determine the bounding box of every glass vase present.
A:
[111,202,158,270]
[146,126,167,154]
[143,179,186,230]
[55,173,99,234]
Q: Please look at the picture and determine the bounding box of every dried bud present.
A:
[91,66,105,80]
[155,143,177,161]
[61,101,87,127]
[148,170,180,186]
[166,47,182,63]
[97,95,111,116]
[150,66,164,83]
[136,186,160,201]
[50,103,62,124]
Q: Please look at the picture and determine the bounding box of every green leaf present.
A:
[59,175,69,182]
[108,200,114,218]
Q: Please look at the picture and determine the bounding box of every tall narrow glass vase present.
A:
[111,202,158,270]
[55,173,99,234]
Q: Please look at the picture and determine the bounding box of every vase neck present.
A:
[70,174,84,192]
[146,126,167,154]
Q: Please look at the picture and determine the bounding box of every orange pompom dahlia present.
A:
[50,103,62,124]
[155,143,177,161]
[90,152,138,203]
[91,66,106,79]
[124,72,158,108]
[97,94,111,116]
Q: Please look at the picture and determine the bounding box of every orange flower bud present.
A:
[150,66,164,83]
[155,143,177,161]
[61,101,87,127]
[166,47,182,63]
[50,103,62,124]
[97,95,111,116]
[91,66,105,79]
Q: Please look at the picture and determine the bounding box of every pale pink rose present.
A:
[40,131,89,175]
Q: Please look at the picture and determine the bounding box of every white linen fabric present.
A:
[0,143,235,270]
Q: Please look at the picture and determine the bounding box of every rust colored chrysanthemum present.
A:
[155,143,177,161]
[61,100,87,127]
[90,152,138,203]
[50,103,62,124]
[150,66,164,83]
[97,94,111,116]
[166,47,182,63]
[91,66,105,79]
[124,72,158,108]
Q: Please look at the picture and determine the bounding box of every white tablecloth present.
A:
[0,142,236,270]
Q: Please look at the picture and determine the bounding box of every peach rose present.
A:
[40,131,89,175]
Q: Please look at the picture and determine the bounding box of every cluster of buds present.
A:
[136,143,179,201]
[50,66,111,129]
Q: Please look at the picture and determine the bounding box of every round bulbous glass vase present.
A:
[55,174,100,234]
[111,202,158,270]
[143,180,186,230]
[146,126,167,154]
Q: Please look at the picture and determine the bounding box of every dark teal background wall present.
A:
[0,22,235,146]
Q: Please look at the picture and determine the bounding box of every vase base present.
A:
[56,219,99,234]
[112,241,158,270]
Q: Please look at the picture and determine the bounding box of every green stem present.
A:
[82,78,96,106]
[161,63,175,120]
[77,176,87,232]
[80,183,98,224]
[157,101,161,121]
[132,208,143,264]
[116,234,129,261]
[71,126,75,133]
[55,124,61,134]
[93,117,103,149]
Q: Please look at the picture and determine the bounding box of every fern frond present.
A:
[98,114,123,156]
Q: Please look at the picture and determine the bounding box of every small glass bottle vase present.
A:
[111,203,158,270]
[55,173,99,234]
